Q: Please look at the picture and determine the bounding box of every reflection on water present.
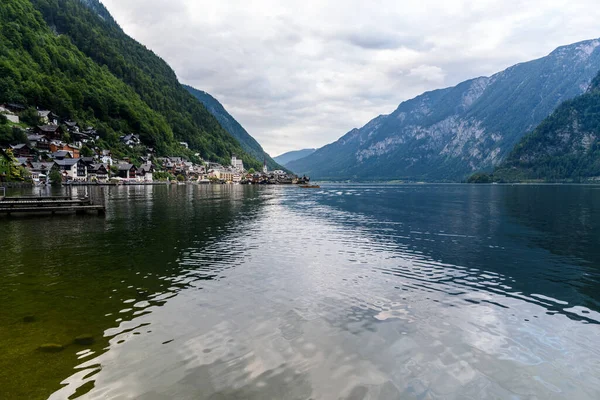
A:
[1,184,600,399]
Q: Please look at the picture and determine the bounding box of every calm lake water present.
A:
[1,184,600,399]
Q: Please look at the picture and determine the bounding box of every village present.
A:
[0,104,309,186]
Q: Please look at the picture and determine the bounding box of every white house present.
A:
[138,163,154,182]
[231,154,244,172]
[53,158,87,181]
[38,110,51,124]
[100,150,113,166]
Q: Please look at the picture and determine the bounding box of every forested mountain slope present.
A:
[493,71,600,181]
[0,0,173,151]
[1,0,262,167]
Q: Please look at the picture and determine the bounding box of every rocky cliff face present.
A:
[288,39,600,181]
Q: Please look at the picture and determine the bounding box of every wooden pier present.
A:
[0,188,106,216]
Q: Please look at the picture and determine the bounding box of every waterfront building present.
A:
[231,154,244,172]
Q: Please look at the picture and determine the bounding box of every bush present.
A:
[467,172,493,183]
[20,107,41,126]
[176,174,185,182]
[152,171,174,181]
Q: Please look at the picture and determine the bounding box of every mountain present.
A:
[492,71,600,182]
[274,149,316,167]
[183,85,284,171]
[1,0,262,168]
[288,39,600,181]
[1,0,173,149]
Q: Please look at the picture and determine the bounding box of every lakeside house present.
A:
[29,162,54,182]
[138,163,154,182]
[117,164,137,179]
[54,158,87,181]
[87,163,109,182]
[231,154,244,172]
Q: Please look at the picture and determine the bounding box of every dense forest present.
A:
[491,70,600,182]
[0,0,263,168]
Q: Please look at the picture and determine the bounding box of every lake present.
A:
[1,184,599,399]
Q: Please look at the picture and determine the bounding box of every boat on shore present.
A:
[300,185,320,189]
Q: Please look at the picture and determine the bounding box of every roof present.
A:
[138,163,153,173]
[81,157,95,164]
[52,150,72,158]
[88,163,108,172]
[10,144,29,150]
[14,157,28,165]
[38,110,51,117]
[121,134,140,142]
[117,163,136,171]
[64,121,78,127]
[54,158,81,167]
[30,162,54,171]
[27,134,47,141]
[37,125,60,133]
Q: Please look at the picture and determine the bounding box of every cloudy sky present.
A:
[100,0,600,156]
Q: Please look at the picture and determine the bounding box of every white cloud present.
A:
[101,0,600,156]
[407,65,446,84]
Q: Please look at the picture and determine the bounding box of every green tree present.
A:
[0,149,25,181]
[248,168,255,174]
[81,145,93,157]
[467,172,493,183]
[20,107,41,126]
[109,165,119,176]
[176,174,185,182]
[49,169,62,186]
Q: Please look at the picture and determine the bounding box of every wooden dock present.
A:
[0,188,106,216]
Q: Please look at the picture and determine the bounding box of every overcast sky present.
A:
[101,0,600,157]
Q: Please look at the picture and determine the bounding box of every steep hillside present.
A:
[274,149,316,167]
[288,39,600,181]
[183,85,284,171]
[0,0,173,150]
[24,0,261,168]
[493,71,600,181]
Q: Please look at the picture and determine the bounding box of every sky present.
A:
[100,0,600,157]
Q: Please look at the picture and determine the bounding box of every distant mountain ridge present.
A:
[274,149,316,167]
[493,70,600,181]
[288,39,600,181]
[183,85,284,171]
